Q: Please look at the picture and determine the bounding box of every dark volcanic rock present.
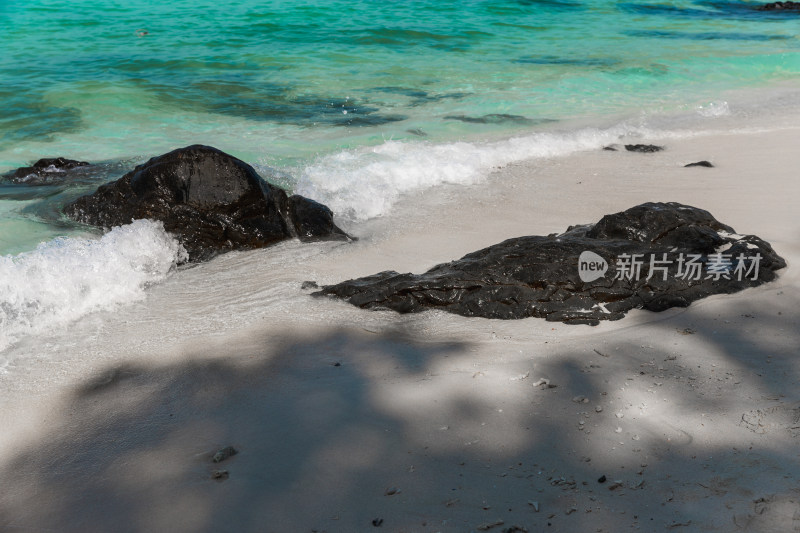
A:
[759,2,800,10]
[2,157,90,185]
[64,145,350,261]
[625,144,664,153]
[685,160,714,168]
[315,202,785,325]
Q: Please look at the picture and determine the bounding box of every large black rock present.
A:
[64,145,350,261]
[315,202,785,325]
[2,157,90,185]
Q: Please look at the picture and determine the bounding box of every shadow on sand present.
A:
[0,287,798,532]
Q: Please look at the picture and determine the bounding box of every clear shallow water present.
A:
[2,0,799,166]
[1,0,799,353]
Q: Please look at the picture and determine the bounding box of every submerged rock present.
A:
[64,145,350,261]
[758,2,800,10]
[315,202,785,325]
[2,157,90,185]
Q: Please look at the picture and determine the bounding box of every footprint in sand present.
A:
[733,494,800,532]
[740,404,800,437]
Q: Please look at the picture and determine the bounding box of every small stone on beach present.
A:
[625,144,664,152]
[212,446,238,463]
[608,480,624,491]
[211,470,229,481]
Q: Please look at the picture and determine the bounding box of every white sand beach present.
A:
[1,122,799,532]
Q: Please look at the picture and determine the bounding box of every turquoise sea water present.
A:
[1,0,799,350]
[2,0,800,169]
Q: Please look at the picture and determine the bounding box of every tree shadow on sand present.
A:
[0,288,798,532]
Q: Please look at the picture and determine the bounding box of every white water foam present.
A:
[295,124,657,221]
[0,220,187,353]
[696,101,731,118]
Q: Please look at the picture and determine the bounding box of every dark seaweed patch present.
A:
[424,92,472,103]
[346,28,489,51]
[625,29,790,40]
[620,1,799,19]
[611,64,670,77]
[371,86,430,99]
[618,3,717,18]
[0,89,84,143]
[0,183,65,201]
[132,78,400,127]
[444,114,554,125]
[486,0,584,16]
[370,86,471,106]
[351,28,455,46]
[5,55,402,129]
[330,114,408,127]
[492,21,548,30]
[515,56,620,67]
[514,0,585,11]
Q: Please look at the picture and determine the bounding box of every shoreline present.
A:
[1,120,799,531]
[3,82,800,257]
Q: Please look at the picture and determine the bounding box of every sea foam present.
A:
[0,220,186,353]
[696,101,731,117]
[295,124,643,221]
